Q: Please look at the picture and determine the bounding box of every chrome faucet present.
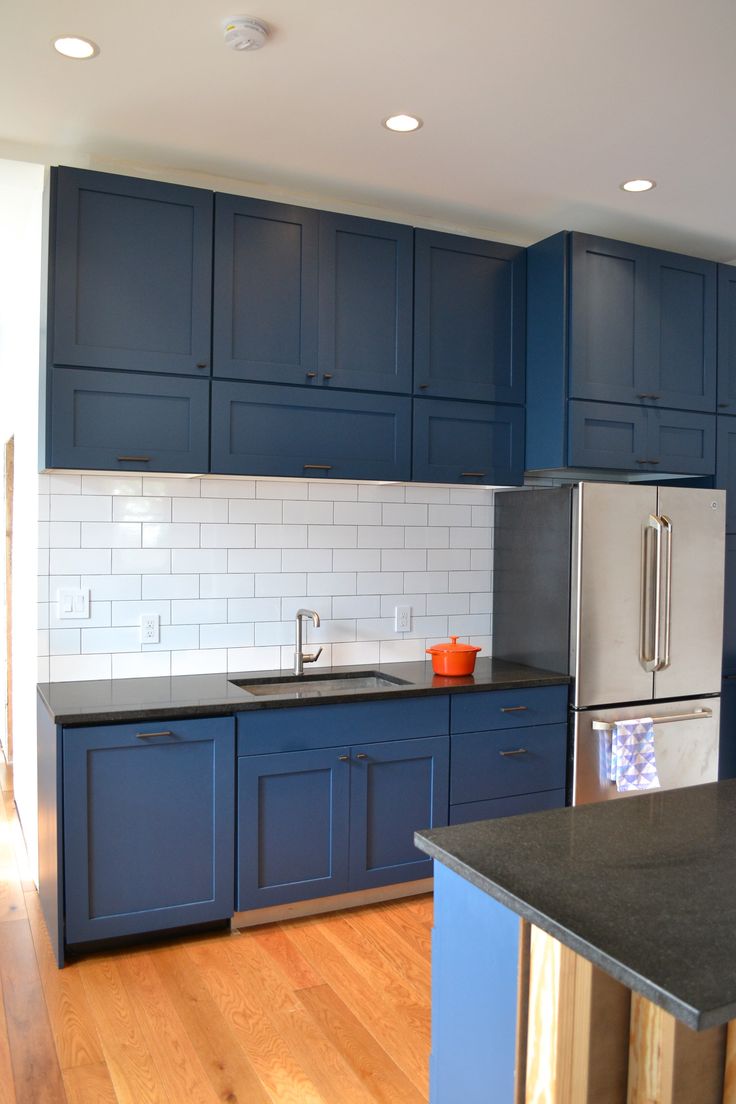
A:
[294,609,322,676]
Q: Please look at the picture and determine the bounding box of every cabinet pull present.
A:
[499,748,528,757]
[635,459,660,465]
[500,705,528,713]
[323,373,333,380]
[461,471,486,478]
[637,393,661,399]
[303,464,333,471]
[195,361,208,369]
[725,674,736,681]
[338,754,350,762]
[117,455,151,462]
[418,383,429,390]
[306,371,317,379]
[136,730,173,739]
[719,402,731,408]
[355,752,369,760]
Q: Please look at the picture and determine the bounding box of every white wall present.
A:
[0,158,44,874]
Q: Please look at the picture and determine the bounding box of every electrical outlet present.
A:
[140,614,160,644]
[395,605,412,632]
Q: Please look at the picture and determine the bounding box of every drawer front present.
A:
[450,723,567,804]
[237,694,450,755]
[412,397,524,486]
[449,788,566,825]
[450,685,568,734]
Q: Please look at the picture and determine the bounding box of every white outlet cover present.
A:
[140,613,160,644]
[395,605,412,632]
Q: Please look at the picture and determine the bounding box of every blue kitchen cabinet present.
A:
[718,265,736,413]
[720,677,736,780]
[50,167,213,376]
[723,535,736,675]
[318,213,413,394]
[413,230,526,403]
[566,401,715,475]
[211,380,411,481]
[63,717,234,945]
[413,397,524,485]
[213,194,319,384]
[716,415,736,532]
[48,367,210,473]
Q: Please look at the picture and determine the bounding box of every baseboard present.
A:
[231,877,433,929]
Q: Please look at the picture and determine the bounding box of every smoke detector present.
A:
[223,17,270,51]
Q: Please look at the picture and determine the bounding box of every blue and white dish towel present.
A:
[603,718,661,792]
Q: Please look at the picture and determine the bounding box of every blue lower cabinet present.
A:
[237,747,351,910]
[412,397,524,485]
[48,367,210,472]
[349,735,450,891]
[449,788,566,825]
[212,380,411,481]
[724,536,736,674]
[720,678,736,780]
[451,724,567,804]
[63,717,234,945]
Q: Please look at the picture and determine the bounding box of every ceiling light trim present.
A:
[621,178,656,193]
[383,114,423,133]
[53,35,99,59]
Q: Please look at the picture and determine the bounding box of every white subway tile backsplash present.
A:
[114,497,172,522]
[82,475,142,496]
[282,548,332,572]
[256,479,308,500]
[81,574,141,601]
[450,527,493,549]
[111,600,171,627]
[38,658,50,683]
[470,592,493,614]
[50,653,111,681]
[356,617,396,639]
[333,595,381,619]
[51,495,111,521]
[201,478,256,498]
[255,572,307,597]
[405,485,450,504]
[38,524,50,550]
[171,497,227,523]
[333,549,380,572]
[113,652,171,679]
[444,614,490,636]
[378,639,426,663]
[142,523,200,548]
[282,500,334,525]
[200,622,255,649]
[472,505,494,527]
[382,503,427,527]
[429,504,472,527]
[380,549,427,572]
[228,499,283,524]
[142,625,200,652]
[229,597,282,622]
[405,616,448,639]
[82,522,141,548]
[427,548,471,571]
[470,549,493,571]
[449,570,491,592]
[426,593,470,616]
[405,527,449,549]
[333,501,382,525]
[47,473,82,495]
[307,572,356,596]
[48,628,80,655]
[51,549,111,575]
[81,627,141,654]
[142,476,202,497]
[171,599,227,625]
[332,641,381,666]
[404,571,449,593]
[171,649,227,676]
[38,548,50,578]
[171,549,227,574]
[228,548,281,573]
[227,646,281,671]
[256,524,306,548]
[280,596,333,621]
[308,526,357,549]
[48,521,80,547]
[201,524,256,549]
[309,481,357,501]
[379,593,427,618]
[357,526,404,549]
[358,484,405,503]
[450,487,494,505]
[255,621,296,646]
[112,549,170,575]
[142,574,198,600]
[200,574,255,599]
[38,494,50,521]
[38,603,50,630]
[48,599,111,631]
[356,571,403,595]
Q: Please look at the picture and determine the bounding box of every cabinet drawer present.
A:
[237,694,450,755]
[450,723,567,804]
[412,397,524,486]
[450,685,568,734]
[449,788,566,825]
[568,400,648,471]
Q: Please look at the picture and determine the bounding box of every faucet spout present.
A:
[294,609,322,676]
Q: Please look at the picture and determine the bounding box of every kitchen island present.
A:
[416,781,736,1104]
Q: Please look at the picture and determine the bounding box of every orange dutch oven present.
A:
[426,635,481,676]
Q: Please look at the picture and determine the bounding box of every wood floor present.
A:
[0,760,432,1104]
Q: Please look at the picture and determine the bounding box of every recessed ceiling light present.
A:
[53,35,99,59]
[621,179,656,193]
[383,114,423,133]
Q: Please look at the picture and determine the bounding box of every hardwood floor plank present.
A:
[297,983,426,1104]
[374,898,433,958]
[62,1063,118,1104]
[0,974,18,1104]
[249,923,324,991]
[154,942,272,1104]
[0,806,26,923]
[317,911,430,1008]
[342,907,431,1004]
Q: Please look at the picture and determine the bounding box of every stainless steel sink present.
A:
[230,671,410,698]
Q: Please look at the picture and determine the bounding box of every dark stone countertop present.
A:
[37,657,570,725]
[416,780,736,1031]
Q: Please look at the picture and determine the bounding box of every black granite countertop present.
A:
[37,657,569,725]
[416,781,736,1030]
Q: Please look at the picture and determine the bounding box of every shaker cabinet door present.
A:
[51,167,213,376]
[649,250,716,412]
[718,265,736,414]
[567,400,648,471]
[717,415,736,533]
[412,398,524,485]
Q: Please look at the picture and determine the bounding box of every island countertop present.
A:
[416,780,736,1031]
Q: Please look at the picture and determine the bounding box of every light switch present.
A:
[56,588,90,619]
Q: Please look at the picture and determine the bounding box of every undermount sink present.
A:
[230,671,411,698]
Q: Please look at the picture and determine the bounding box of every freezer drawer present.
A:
[572,696,720,805]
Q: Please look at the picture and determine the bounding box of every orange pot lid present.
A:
[426,635,482,655]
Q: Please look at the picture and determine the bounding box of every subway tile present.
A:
[38,603,50,630]
[470,549,493,570]
[142,574,199,599]
[200,623,255,649]
[51,549,111,575]
[332,641,381,667]
[332,595,381,620]
[308,525,357,549]
[308,481,357,501]
[378,639,427,664]
[256,479,308,500]
[201,477,256,498]
[142,625,200,652]
[81,627,141,654]
[356,572,403,595]
[405,485,450,504]
[404,571,449,593]
[449,570,492,592]
[450,527,493,549]
[382,503,427,526]
[82,574,141,601]
[171,549,227,574]
[307,572,356,596]
[357,526,404,549]
[47,473,82,494]
[38,548,50,577]
[449,614,492,636]
[48,599,111,631]
[171,599,227,625]
[51,495,111,522]
[229,597,282,622]
[38,658,50,682]
[82,522,141,548]
[228,548,281,573]
[50,653,111,681]
[428,504,472,527]
[142,476,202,497]
[311,620,356,644]
[113,652,171,679]
[82,474,142,496]
[356,617,396,638]
[404,615,449,639]
[282,500,333,525]
[380,549,427,572]
[404,527,449,549]
[200,574,255,599]
[38,576,49,602]
[255,621,295,646]
[142,523,200,548]
[470,592,493,614]
[113,497,171,522]
[379,594,427,618]
[203,523,256,548]
[111,600,171,627]
[113,549,170,575]
[228,499,283,524]
[333,501,381,525]
[427,593,471,616]
[172,497,227,523]
[49,574,80,593]
[471,505,494,527]
[49,628,80,655]
[427,548,472,571]
[256,524,306,548]
[38,523,49,549]
[280,596,333,621]
[358,484,405,503]
[227,646,282,672]
[171,649,227,676]
[333,549,380,572]
[471,633,492,656]
[450,487,494,505]
[282,548,332,572]
[38,494,50,521]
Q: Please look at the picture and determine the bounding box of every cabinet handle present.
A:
[461,471,486,478]
[323,373,333,380]
[338,754,350,762]
[117,455,151,463]
[636,459,660,465]
[355,752,369,760]
[195,362,208,369]
[500,705,528,713]
[303,464,333,471]
[499,748,528,757]
[719,403,731,408]
[419,383,429,390]
[725,674,736,681]
[637,393,661,400]
[136,730,173,739]
[306,371,317,379]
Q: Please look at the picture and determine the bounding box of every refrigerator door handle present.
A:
[658,515,673,671]
[641,515,662,672]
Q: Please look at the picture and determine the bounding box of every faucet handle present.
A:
[303,647,323,665]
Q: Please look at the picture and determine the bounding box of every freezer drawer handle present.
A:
[591,708,712,732]
[136,730,173,739]
[500,705,528,713]
[499,747,529,757]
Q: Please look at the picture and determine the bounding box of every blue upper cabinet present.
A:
[212,194,319,384]
[318,213,413,393]
[51,167,213,376]
[413,398,524,485]
[649,250,716,411]
[718,265,736,414]
[716,415,736,532]
[413,230,526,403]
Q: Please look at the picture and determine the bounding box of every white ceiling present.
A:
[4,0,736,258]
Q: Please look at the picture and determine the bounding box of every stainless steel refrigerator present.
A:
[493,482,725,804]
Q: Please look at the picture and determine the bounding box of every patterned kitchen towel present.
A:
[610,718,661,792]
